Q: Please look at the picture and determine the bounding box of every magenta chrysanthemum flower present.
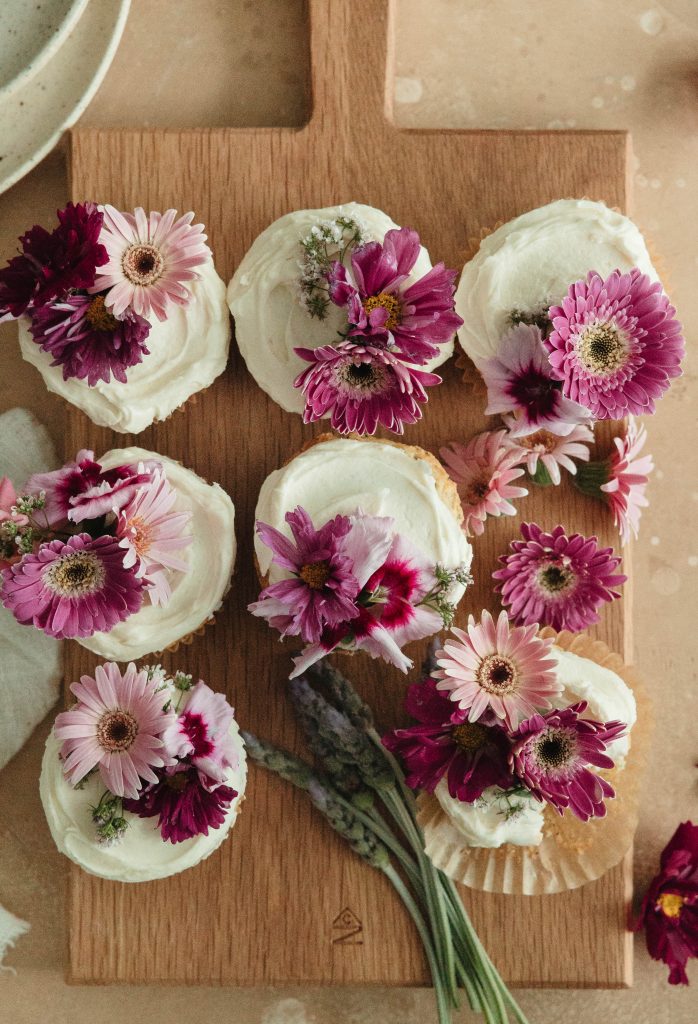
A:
[382,675,514,802]
[116,469,191,606]
[435,609,561,730]
[162,681,238,787]
[25,450,156,526]
[54,662,175,799]
[493,522,626,633]
[249,506,364,644]
[294,340,441,436]
[28,292,150,386]
[326,226,462,364]
[1,533,144,638]
[0,202,107,320]
[93,205,210,321]
[481,323,590,436]
[123,764,237,844]
[440,430,528,536]
[546,269,685,420]
[601,417,654,543]
[510,701,626,821]
[501,424,594,486]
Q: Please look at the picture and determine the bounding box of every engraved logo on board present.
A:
[332,906,364,945]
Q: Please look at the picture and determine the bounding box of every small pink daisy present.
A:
[546,268,684,420]
[116,469,192,607]
[93,206,210,322]
[493,522,626,633]
[440,430,528,536]
[434,609,561,730]
[601,417,654,544]
[54,662,175,799]
[501,424,594,486]
[294,340,441,435]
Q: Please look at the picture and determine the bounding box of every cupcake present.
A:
[251,435,472,676]
[0,447,236,660]
[228,203,462,434]
[1,202,230,433]
[454,199,683,428]
[40,662,246,882]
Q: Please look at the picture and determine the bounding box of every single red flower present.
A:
[634,821,698,985]
[123,764,237,844]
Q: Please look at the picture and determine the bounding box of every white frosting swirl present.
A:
[255,438,472,606]
[227,203,454,414]
[455,199,658,366]
[40,715,246,882]
[78,447,236,661]
[436,644,636,848]
[18,258,231,434]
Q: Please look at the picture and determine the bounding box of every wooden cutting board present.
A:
[64,0,634,988]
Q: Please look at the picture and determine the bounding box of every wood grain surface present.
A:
[65,0,634,988]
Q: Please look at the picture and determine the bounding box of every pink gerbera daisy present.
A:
[510,701,626,821]
[326,226,463,364]
[54,662,175,799]
[1,533,144,638]
[493,522,626,633]
[501,424,594,486]
[546,268,684,420]
[294,340,441,435]
[434,609,561,730]
[481,323,591,436]
[116,469,192,606]
[93,205,210,322]
[162,681,238,787]
[440,430,528,536]
[601,417,654,543]
[123,765,237,844]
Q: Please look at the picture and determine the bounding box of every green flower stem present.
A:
[383,863,452,1024]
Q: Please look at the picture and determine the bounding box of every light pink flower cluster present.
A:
[55,663,240,844]
[0,451,191,640]
[293,225,462,435]
[440,430,528,536]
[249,505,470,678]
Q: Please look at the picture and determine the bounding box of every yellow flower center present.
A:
[452,722,490,752]
[656,892,685,919]
[299,560,331,590]
[44,551,105,596]
[363,291,402,331]
[577,321,629,375]
[85,295,120,332]
[516,429,559,453]
[476,654,518,695]
[126,515,154,558]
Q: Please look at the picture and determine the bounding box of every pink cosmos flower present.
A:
[162,681,238,787]
[634,821,698,985]
[249,506,372,645]
[1,533,144,638]
[434,610,561,730]
[326,226,463,364]
[440,430,528,536]
[294,340,441,436]
[601,417,654,544]
[54,662,175,799]
[546,269,685,420]
[93,205,210,321]
[28,292,150,386]
[382,675,514,802]
[0,202,107,321]
[481,323,590,436]
[123,765,237,844]
[116,469,191,607]
[25,450,157,526]
[501,424,594,486]
[510,701,626,821]
[493,522,626,633]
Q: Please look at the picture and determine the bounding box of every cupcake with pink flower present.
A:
[454,199,684,427]
[252,435,472,676]
[227,202,462,434]
[1,202,230,433]
[0,446,236,660]
[40,662,247,882]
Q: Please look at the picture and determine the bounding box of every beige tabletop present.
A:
[0,2,696,1022]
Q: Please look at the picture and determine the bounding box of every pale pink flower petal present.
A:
[440,430,528,536]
